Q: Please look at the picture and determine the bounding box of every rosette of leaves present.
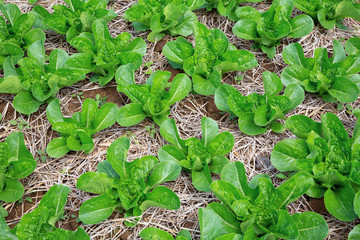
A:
[203,0,264,21]
[214,71,305,135]
[124,0,203,42]
[69,19,147,86]
[77,137,181,225]
[31,0,117,40]
[116,67,191,126]
[294,0,360,29]
[281,38,360,103]
[0,132,36,203]
[140,227,192,240]
[0,41,92,115]
[271,112,360,221]
[46,98,118,158]
[199,161,329,240]
[0,184,90,239]
[232,0,314,59]
[163,22,258,95]
[158,117,234,192]
[0,3,45,69]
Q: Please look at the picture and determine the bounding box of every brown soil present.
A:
[309,198,329,215]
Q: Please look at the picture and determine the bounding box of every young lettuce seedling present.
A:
[0,132,36,203]
[163,22,257,95]
[140,227,192,240]
[0,41,93,115]
[271,112,360,221]
[31,0,117,40]
[214,71,304,135]
[199,161,329,240]
[294,0,360,29]
[281,38,360,103]
[116,67,191,126]
[0,3,45,69]
[0,184,90,239]
[124,0,203,42]
[77,137,181,226]
[159,117,234,192]
[69,19,147,86]
[232,0,314,59]
[204,0,264,21]
[46,98,118,158]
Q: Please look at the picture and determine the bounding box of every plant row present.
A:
[3,111,360,239]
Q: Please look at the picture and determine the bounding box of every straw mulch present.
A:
[1,0,360,239]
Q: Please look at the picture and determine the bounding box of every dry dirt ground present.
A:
[1,0,360,239]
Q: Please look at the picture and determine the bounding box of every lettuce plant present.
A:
[281,38,360,103]
[214,71,304,135]
[140,227,192,240]
[0,41,92,115]
[77,137,181,225]
[0,3,45,69]
[350,225,360,240]
[232,0,314,59]
[204,0,264,21]
[46,98,118,158]
[32,0,117,40]
[163,22,257,95]
[0,184,90,239]
[124,0,203,42]
[0,132,36,203]
[271,112,360,221]
[69,19,147,86]
[159,117,234,192]
[294,0,360,29]
[116,68,191,126]
[200,161,329,240]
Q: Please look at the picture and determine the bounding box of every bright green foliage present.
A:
[215,71,304,135]
[0,3,45,70]
[159,117,234,192]
[77,137,181,225]
[124,0,203,42]
[271,112,360,221]
[0,41,92,114]
[140,227,192,240]
[31,0,117,40]
[350,192,360,239]
[116,67,191,126]
[70,19,147,86]
[281,38,360,103]
[0,184,90,240]
[199,161,329,240]
[46,98,118,158]
[232,0,314,59]
[204,0,264,21]
[294,0,360,29]
[163,22,257,95]
[0,132,36,203]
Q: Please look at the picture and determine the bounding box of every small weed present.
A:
[144,61,154,75]
[72,92,84,99]
[145,123,156,138]
[235,75,244,83]
[36,149,47,163]
[95,94,108,107]
[10,117,30,130]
